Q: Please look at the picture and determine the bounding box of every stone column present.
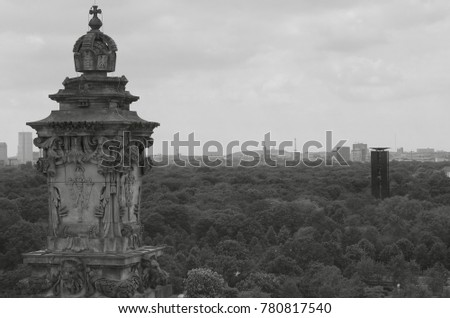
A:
[19,6,171,298]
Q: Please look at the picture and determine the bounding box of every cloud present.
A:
[315,11,388,52]
[326,56,406,101]
[25,35,45,47]
[380,0,450,29]
[1,0,450,153]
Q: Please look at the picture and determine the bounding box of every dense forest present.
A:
[1,160,450,297]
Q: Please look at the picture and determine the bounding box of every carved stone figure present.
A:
[54,259,86,296]
[95,185,108,218]
[87,268,142,298]
[68,165,94,223]
[141,256,169,289]
[51,187,69,235]
[17,271,59,296]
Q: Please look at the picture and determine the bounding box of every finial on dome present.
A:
[88,5,103,31]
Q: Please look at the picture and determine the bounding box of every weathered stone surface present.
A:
[20,247,167,297]
[73,6,116,73]
[21,6,170,298]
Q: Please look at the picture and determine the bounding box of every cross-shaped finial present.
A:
[88,5,103,31]
[89,5,102,18]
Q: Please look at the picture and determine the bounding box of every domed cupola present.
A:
[73,6,117,73]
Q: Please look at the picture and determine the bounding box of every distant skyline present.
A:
[1,0,450,154]
[1,129,449,158]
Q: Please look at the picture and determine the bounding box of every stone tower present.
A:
[371,147,390,200]
[20,6,170,297]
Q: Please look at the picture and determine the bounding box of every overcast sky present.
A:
[1,0,450,155]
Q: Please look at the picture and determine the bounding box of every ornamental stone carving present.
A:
[22,5,168,298]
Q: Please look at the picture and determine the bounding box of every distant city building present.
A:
[435,151,450,162]
[33,151,41,164]
[0,142,7,166]
[8,157,19,166]
[414,148,435,162]
[389,146,450,162]
[371,148,390,200]
[417,148,435,154]
[17,132,33,164]
[352,143,369,162]
[332,146,351,163]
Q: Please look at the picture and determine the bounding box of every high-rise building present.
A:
[0,142,7,165]
[336,146,351,163]
[17,132,33,164]
[371,148,390,199]
[328,146,351,165]
[352,143,369,162]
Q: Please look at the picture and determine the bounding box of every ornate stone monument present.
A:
[20,6,170,297]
